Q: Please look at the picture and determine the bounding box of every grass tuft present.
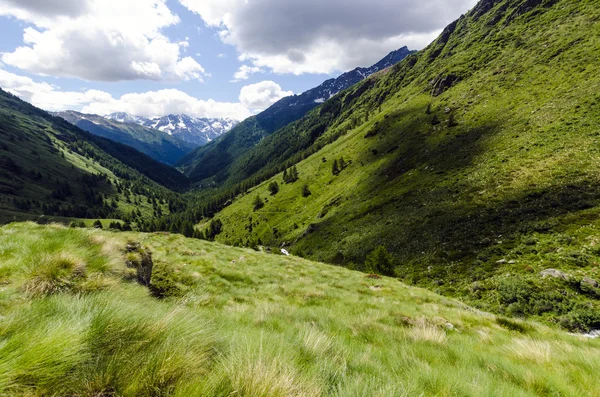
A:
[408,323,448,344]
[507,338,552,363]
[21,254,86,297]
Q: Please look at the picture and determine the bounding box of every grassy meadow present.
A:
[1,222,599,396]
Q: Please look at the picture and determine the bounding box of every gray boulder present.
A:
[540,268,570,280]
[581,277,599,288]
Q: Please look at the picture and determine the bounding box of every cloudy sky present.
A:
[0,0,477,120]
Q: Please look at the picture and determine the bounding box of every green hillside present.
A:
[1,222,599,396]
[0,89,188,224]
[56,111,197,166]
[195,0,600,330]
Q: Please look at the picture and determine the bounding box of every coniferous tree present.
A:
[332,159,340,175]
[268,181,279,196]
[181,222,194,238]
[253,195,264,211]
[192,228,205,240]
[93,219,103,229]
[302,184,311,197]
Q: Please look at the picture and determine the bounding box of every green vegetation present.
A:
[0,88,195,228]
[1,222,599,396]
[197,0,600,330]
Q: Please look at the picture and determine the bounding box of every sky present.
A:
[0,0,478,121]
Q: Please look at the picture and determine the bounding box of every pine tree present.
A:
[181,222,194,238]
[93,219,103,229]
[253,195,264,211]
[302,184,311,197]
[192,228,205,240]
[339,156,347,170]
[332,159,340,175]
[268,181,279,196]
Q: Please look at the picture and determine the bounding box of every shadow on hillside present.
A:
[294,104,600,278]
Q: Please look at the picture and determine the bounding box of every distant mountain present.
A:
[279,46,414,107]
[55,111,197,165]
[105,113,239,147]
[177,46,414,183]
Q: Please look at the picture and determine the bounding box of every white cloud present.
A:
[239,81,292,109]
[232,65,262,82]
[0,0,207,82]
[0,70,295,120]
[81,89,252,120]
[181,0,478,75]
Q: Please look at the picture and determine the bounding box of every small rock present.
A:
[581,277,599,288]
[281,249,290,256]
[444,323,454,330]
[508,260,517,264]
[540,268,570,280]
[497,259,507,264]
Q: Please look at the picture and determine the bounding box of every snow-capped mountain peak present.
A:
[105,112,142,124]
[104,112,239,146]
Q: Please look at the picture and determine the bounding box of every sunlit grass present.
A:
[0,223,599,395]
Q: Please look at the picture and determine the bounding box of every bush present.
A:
[365,246,395,276]
[149,262,185,299]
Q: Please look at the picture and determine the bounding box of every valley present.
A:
[1,0,600,394]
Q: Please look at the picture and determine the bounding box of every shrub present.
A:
[365,246,395,276]
[149,262,185,299]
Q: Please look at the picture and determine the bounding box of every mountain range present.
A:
[105,112,239,147]
[54,110,197,166]
[177,46,414,183]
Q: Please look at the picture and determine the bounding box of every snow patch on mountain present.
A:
[105,113,239,146]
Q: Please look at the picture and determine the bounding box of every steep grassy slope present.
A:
[197,0,600,329]
[1,222,599,396]
[56,111,196,165]
[0,89,187,222]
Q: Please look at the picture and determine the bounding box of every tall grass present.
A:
[1,222,599,395]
